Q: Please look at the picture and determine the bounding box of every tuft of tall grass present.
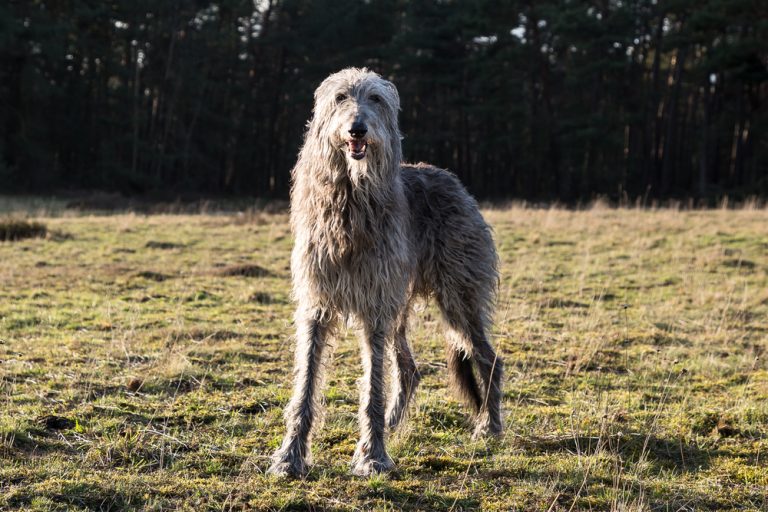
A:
[0,218,47,241]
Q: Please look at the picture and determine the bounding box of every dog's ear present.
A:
[381,79,401,112]
[313,79,333,111]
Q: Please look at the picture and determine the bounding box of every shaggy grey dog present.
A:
[268,68,503,478]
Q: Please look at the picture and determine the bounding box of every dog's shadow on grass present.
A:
[516,432,757,475]
[362,479,481,510]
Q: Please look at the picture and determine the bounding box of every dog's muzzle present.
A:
[347,122,368,160]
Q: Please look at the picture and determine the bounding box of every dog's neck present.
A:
[292,152,404,263]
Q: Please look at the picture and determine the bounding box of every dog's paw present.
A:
[471,413,503,440]
[267,451,309,478]
[350,455,395,477]
[351,447,395,476]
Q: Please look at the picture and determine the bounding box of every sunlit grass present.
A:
[1,204,766,510]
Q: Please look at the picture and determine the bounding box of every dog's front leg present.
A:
[268,309,334,478]
[351,321,396,476]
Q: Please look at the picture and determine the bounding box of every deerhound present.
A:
[268,68,502,477]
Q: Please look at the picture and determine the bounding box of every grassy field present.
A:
[1,205,767,511]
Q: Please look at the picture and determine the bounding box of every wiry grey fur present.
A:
[268,68,503,478]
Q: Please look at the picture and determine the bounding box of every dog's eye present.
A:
[370,94,381,103]
[335,93,347,103]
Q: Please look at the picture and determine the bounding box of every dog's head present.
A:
[310,68,402,171]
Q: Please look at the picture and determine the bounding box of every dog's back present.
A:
[401,163,498,308]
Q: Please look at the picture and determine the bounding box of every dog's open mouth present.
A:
[346,139,368,160]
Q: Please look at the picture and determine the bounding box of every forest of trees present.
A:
[0,0,766,201]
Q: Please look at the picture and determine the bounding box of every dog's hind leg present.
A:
[439,299,504,438]
[386,310,421,431]
[466,322,503,437]
[268,309,335,478]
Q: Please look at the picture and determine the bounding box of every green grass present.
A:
[1,205,767,511]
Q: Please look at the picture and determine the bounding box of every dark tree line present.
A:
[1,0,766,201]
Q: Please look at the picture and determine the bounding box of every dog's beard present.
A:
[333,136,391,188]
[347,154,369,187]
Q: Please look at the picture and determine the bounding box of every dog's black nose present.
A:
[349,122,367,139]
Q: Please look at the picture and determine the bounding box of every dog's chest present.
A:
[297,222,411,315]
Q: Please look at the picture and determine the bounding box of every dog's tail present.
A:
[446,346,482,413]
